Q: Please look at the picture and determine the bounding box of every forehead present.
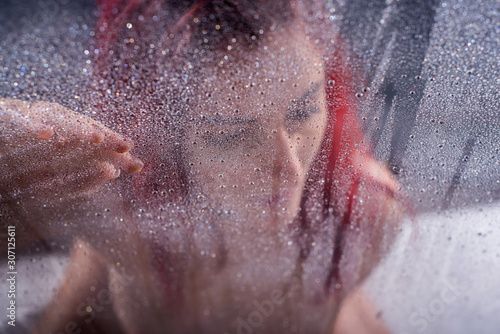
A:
[188,27,325,118]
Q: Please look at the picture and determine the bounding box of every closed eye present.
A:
[204,129,246,148]
[285,82,323,123]
[286,102,319,122]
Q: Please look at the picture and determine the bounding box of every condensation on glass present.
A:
[0,0,498,333]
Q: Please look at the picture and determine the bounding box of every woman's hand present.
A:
[0,99,143,200]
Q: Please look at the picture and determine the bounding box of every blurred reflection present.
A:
[0,1,404,333]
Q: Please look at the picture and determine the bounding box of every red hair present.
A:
[298,48,402,296]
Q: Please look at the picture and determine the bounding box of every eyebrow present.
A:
[197,80,324,125]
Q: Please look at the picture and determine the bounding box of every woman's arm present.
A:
[0,98,142,199]
[0,98,143,249]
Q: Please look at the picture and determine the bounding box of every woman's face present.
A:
[184,26,328,229]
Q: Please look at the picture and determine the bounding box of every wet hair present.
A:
[95,0,294,66]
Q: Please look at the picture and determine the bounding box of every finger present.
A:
[26,102,108,146]
[85,149,143,174]
[33,124,55,140]
[49,120,133,154]
[99,133,134,153]
[88,123,105,143]
[1,138,143,187]
[19,101,133,153]
[112,153,144,173]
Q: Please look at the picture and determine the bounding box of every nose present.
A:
[271,128,304,190]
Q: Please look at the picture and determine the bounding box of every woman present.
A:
[0,0,403,333]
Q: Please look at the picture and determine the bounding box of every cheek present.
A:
[185,138,259,198]
[295,112,328,172]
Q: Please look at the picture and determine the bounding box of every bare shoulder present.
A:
[332,287,391,334]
